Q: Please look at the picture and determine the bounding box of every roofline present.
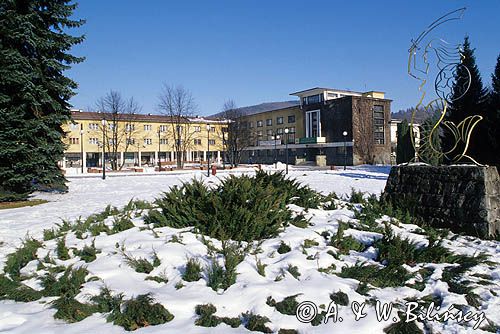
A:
[70,111,227,123]
[289,87,364,96]
[237,104,302,117]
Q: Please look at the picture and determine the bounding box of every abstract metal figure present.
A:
[407,7,482,165]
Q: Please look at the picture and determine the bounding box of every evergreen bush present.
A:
[147,175,293,241]
[4,237,42,280]
[182,258,202,282]
[108,294,174,331]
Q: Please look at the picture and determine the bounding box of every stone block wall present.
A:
[382,165,500,238]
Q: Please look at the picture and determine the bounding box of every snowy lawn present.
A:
[0,165,498,333]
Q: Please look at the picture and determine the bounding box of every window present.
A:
[266,129,273,138]
[193,126,201,132]
[373,105,384,118]
[160,138,168,145]
[89,138,99,145]
[222,127,228,133]
[257,130,263,137]
[304,94,321,105]
[194,139,202,145]
[306,110,320,137]
[70,123,79,130]
[288,115,295,123]
[108,123,116,131]
[249,121,254,128]
[277,117,284,125]
[208,139,215,145]
[144,124,152,131]
[210,126,216,133]
[69,138,79,145]
[144,138,152,145]
[159,125,168,132]
[176,125,183,133]
[266,119,272,126]
[277,128,283,135]
[88,123,99,130]
[257,120,263,127]
[126,124,135,132]
[373,105,385,144]
[289,126,296,133]
[127,138,135,145]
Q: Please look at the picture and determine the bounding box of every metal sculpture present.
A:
[407,7,482,165]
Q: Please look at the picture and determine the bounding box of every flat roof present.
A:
[289,87,364,96]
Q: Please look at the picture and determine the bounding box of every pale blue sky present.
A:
[67,1,500,115]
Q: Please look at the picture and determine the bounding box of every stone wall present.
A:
[382,165,500,238]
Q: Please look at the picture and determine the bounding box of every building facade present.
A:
[240,87,392,166]
[61,111,226,170]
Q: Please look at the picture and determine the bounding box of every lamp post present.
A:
[271,134,280,168]
[342,131,348,170]
[284,128,289,174]
[80,124,84,174]
[101,119,106,179]
[206,124,210,177]
[221,125,226,170]
[157,128,161,172]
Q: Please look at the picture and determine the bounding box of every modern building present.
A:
[61,110,226,170]
[239,87,392,166]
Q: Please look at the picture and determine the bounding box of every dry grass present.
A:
[0,199,48,210]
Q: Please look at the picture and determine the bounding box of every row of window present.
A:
[252,115,295,128]
[301,93,347,105]
[76,138,217,147]
[84,123,218,133]
[255,127,296,137]
[373,105,385,145]
[193,139,215,145]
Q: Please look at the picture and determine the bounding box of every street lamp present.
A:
[271,133,280,168]
[80,124,84,174]
[342,131,348,170]
[101,119,106,179]
[157,128,161,172]
[284,128,289,174]
[221,123,226,170]
[206,124,211,177]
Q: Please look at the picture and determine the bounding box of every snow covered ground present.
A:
[0,165,389,262]
[0,165,498,333]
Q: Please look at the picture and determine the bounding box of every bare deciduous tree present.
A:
[158,84,197,169]
[96,91,141,170]
[219,99,251,167]
[352,97,375,164]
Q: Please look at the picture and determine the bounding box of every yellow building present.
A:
[62,110,227,170]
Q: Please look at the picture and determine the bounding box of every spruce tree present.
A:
[441,36,489,164]
[489,54,500,166]
[419,111,442,166]
[396,120,415,164]
[0,1,84,201]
